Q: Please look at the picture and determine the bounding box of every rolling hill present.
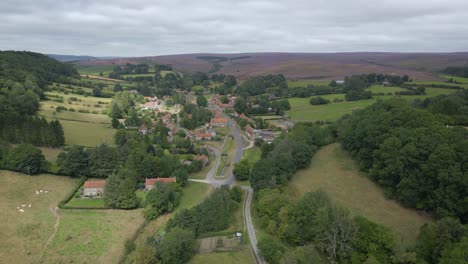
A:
[77,52,468,80]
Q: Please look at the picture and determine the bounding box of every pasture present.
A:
[55,119,116,147]
[286,87,456,122]
[39,91,116,147]
[75,64,115,76]
[41,209,144,264]
[287,143,431,251]
[0,170,77,264]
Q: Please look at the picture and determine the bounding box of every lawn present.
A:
[189,250,254,264]
[243,146,261,165]
[287,143,431,251]
[66,197,106,208]
[41,209,144,264]
[367,84,407,94]
[0,170,78,264]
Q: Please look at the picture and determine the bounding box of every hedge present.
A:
[58,176,87,209]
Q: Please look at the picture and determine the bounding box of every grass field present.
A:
[287,143,431,251]
[75,65,115,76]
[440,75,468,84]
[41,209,144,264]
[57,119,116,147]
[367,84,407,94]
[0,170,78,264]
[39,90,116,147]
[286,87,456,122]
[189,250,254,264]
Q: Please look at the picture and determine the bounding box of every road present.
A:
[188,105,263,263]
[242,186,264,264]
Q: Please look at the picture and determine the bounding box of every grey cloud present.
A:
[0,0,467,56]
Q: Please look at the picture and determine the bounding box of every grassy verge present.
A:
[286,143,431,251]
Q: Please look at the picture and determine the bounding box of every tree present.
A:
[5,144,46,174]
[196,95,208,107]
[258,236,285,264]
[92,87,102,97]
[104,168,138,209]
[57,145,90,177]
[144,182,182,220]
[234,97,247,113]
[233,159,251,181]
[111,117,120,129]
[310,96,330,105]
[174,168,189,187]
[159,228,196,264]
[113,83,122,92]
[416,217,466,263]
[89,144,119,178]
[438,237,468,264]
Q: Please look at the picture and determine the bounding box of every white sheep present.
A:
[28,204,32,207]
[19,209,24,213]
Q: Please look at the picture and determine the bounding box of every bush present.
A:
[310,96,330,105]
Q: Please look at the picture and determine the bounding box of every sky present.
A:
[1,0,467,57]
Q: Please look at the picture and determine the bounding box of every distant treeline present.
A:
[441,65,468,78]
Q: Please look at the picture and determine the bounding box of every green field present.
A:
[0,170,78,264]
[189,250,254,264]
[57,119,116,147]
[441,75,468,84]
[367,84,407,94]
[38,90,116,147]
[75,64,115,76]
[286,87,456,122]
[287,143,431,251]
[121,73,155,78]
[42,209,144,263]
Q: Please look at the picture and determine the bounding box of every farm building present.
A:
[145,177,177,191]
[83,180,106,197]
[210,117,228,127]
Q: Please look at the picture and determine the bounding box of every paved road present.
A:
[188,106,262,263]
[242,186,264,264]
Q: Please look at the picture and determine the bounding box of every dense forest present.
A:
[0,51,76,147]
[337,99,468,222]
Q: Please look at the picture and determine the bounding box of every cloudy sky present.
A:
[1,0,467,57]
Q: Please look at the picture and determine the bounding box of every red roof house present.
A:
[145,177,177,191]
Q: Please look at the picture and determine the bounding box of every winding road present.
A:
[189,105,263,263]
